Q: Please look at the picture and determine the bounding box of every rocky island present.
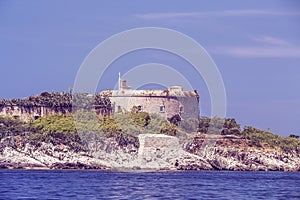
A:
[1,92,300,171]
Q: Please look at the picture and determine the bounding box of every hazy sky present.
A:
[1,0,300,136]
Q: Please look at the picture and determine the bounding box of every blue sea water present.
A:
[0,170,300,200]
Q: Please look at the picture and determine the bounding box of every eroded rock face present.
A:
[0,142,109,170]
[0,133,300,171]
[186,134,300,171]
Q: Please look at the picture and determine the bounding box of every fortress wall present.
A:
[177,96,200,120]
[0,105,112,121]
[0,105,72,121]
[110,95,199,120]
[138,134,180,157]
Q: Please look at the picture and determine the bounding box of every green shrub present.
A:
[242,126,300,152]
[130,106,151,127]
[114,112,143,136]
[289,134,300,139]
[98,116,121,137]
[0,115,29,138]
[168,114,181,126]
[198,117,241,135]
[145,114,167,134]
[33,114,77,135]
[160,122,178,136]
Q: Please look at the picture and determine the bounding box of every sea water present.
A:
[0,170,300,200]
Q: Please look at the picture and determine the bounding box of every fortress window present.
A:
[180,105,184,113]
[137,105,142,112]
[159,105,165,113]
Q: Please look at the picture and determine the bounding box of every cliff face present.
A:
[0,133,138,170]
[0,105,72,122]
[1,133,300,171]
[183,134,300,171]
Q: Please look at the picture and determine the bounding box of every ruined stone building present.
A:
[0,92,112,121]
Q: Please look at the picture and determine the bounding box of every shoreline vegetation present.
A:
[0,92,300,171]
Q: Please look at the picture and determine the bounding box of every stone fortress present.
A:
[0,74,200,121]
[101,73,200,120]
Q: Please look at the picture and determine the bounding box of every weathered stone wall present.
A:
[176,96,200,119]
[110,95,199,120]
[0,105,72,121]
[137,134,182,169]
[136,134,212,170]
[0,92,112,121]
[0,105,112,122]
[138,134,180,157]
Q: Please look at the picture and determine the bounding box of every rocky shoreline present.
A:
[1,133,300,171]
[1,97,299,171]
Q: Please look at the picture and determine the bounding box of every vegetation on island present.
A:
[242,126,300,152]
[0,104,299,153]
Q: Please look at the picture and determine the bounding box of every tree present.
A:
[130,106,151,127]
[160,122,178,136]
[168,114,181,126]
[179,118,199,133]
[289,134,299,139]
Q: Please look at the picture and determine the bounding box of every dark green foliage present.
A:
[289,134,299,139]
[0,114,83,150]
[279,137,300,152]
[179,118,199,133]
[116,133,139,148]
[130,106,151,127]
[0,115,29,138]
[32,113,81,145]
[114,111,178,136]
[72,93,111,110]
[0,92,111,111]
[160,122,178,136]
[198,117,241,135]
[168,114,181,126]
[114,113,144,136]
[1,106,299,153]
[94,94,111,106]
[31,111,117,146]
[73,111,102,133]
[224,118,240,130]
[98,117,121,137]
[228,127,241,135]
[145,114,167,134]
[242,126,300,152]
[33,114,77,135]
[198,117,210,133]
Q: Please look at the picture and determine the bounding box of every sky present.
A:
[0,0,300,136]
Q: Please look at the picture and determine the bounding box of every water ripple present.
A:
[0,170,300,200]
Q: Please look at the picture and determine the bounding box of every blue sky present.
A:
[1,0,300,136]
